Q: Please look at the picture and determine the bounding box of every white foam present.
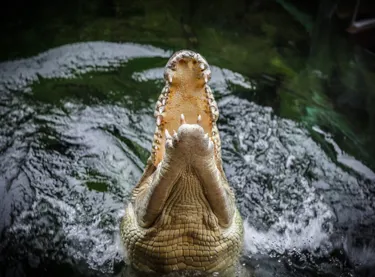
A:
[218,96,339,257]
[243,208,334,256]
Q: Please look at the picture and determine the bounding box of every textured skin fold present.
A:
[121,50,243,274]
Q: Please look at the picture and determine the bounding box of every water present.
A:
[0,41,374,277]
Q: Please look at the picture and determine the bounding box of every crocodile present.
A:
[120,50,244,274]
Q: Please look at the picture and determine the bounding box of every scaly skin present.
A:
[121,50,244,274]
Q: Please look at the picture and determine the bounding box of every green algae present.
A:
[86,181,109,192]
[28,57,166,109]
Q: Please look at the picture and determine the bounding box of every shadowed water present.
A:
[0,42,374,277]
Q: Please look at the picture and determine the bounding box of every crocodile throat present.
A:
[151,50,219,166]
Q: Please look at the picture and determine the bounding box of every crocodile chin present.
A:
[121,50,243,274]
[152,50,219,167]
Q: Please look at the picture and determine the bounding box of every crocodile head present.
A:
[121,50,243,274]
[151,50,221,168]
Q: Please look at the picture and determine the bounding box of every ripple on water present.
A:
[0,103,154,275]
[218,96,336,255]
[218,95,375,273]
[0,42,170,275]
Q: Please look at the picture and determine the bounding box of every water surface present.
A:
[0,42,374,277]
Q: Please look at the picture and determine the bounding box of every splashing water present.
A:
[0,42,374,277]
